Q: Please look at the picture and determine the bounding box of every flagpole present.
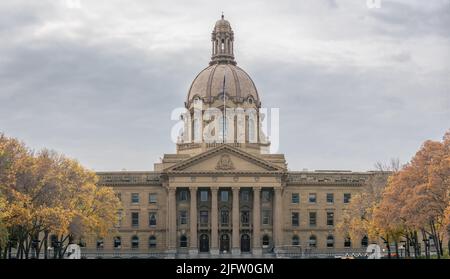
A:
[222,75,226,143]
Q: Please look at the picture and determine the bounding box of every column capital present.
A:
[232,186,240,192]
[253,186,262,192]
[189,186,198,191]
[168,187,177,194]
[210,186,219,192]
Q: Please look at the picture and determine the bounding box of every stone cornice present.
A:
[165,144,285,172]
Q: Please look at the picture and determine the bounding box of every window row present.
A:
[117,193,158,204]
[178,190,272,202]
[291,211,335,227]
[291,235,369,248]
[97,236,158,250]
[125,212,158,227]
[178,209,273,226]
[291,193,351,204]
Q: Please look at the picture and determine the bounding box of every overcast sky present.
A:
[0,0,449,171]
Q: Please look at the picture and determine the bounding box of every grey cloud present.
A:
[368,1,450,38]
[0,0,449,171]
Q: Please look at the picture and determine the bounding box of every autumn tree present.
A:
[0,133,121,259]
[337,159,397,256]
[374,130,450,258]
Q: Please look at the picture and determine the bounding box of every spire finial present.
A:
[221,12,224,19]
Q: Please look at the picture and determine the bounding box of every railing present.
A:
[275,246,370,259]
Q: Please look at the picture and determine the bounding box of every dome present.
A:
[187,63,260,107]
[214,18,232,33]
[186,15,260,107]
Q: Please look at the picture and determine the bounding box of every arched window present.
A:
[193,118,201,142]
[219,115,228,142]
[113,236,121,249]
[220,209,229,226]
[180,235,188,248]
[262,235,270,247]
[292,235,300,246]
[327,235,334,248]
[131,235,139,249]
[149,236,157,248]
[248,113,256,143]
[361,236,368,248]
[309,235,317,248]
[344,236,352,248]
[149,213,157,227]
[96,238,104,249]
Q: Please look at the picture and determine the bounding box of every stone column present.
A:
[189,187,198,255]
[210,187,219,255]
[168,188,177,254]
[232,187,240,255]
[273,187,283,252]
[252,187,262,255]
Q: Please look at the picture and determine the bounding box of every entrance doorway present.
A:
[199,234,209,252]
[241,234,251,252]
[220,234,230,253]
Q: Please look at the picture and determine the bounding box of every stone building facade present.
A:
[84,16,386,258]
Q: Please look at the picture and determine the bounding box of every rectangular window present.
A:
[327,212,334,226]
[179,210,187,225]
[344,193,351,204]
[308,193,317,203]
[241,211,250,226]
[262,210,271,225]
[149,193,157,203]
[200,211,208,225]
[241,190,250,202]
[115,210,123,227]
[262,191,271,202]
[179,190,188,201]
[131,193,139,204]
[220,191,229,202]
[309,212,317,227]
[326,193,334,204]
[221,210,229,225]
[291,193,300,204]
[131,212,139,227]
[291,212,299,227]
[200,190,208,202]
[149,212,157,227]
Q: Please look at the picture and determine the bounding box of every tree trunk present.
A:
[43,231,49,259]
[384,235,391,259]
[406,237,410,258]
[24,237,30,259]
[394,241,399,259]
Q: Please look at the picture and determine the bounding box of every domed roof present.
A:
[214,17,232,33]
[187,63,260,106]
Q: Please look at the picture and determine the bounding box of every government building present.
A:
[85,16,386,258]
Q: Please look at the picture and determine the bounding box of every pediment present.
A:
[165,145,284,173]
